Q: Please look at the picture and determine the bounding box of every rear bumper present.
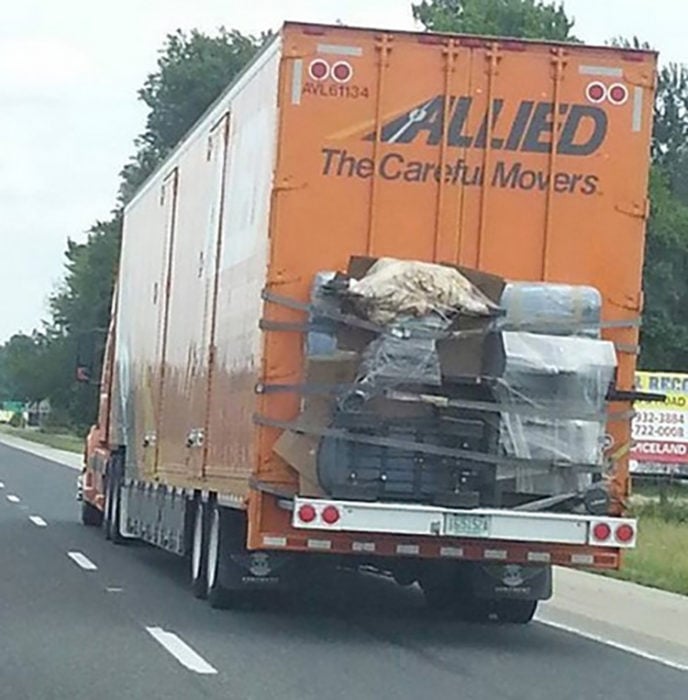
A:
[286,497,636,557]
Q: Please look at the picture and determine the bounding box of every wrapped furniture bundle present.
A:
[274,257,616,511]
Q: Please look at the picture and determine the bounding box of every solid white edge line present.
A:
[146,627,218,675]
[0,481,4,488]
[6,494,20,503]
[29,515,47,527]
[67,551,98,571]
[537,617,688,673]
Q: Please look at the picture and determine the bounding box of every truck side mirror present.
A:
[76,364,92,383]
[75,331,97,384]
[74,328,109,385]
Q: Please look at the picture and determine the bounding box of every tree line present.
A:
[1,0,686,433]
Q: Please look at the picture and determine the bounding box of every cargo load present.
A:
[275,256,616,510]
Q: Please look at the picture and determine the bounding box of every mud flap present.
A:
[213,508,296,591]
[471,564,552,601]
[222,551,296,590]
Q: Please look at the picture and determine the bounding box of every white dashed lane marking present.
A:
[67,551,98,571]
[146,627,218,675]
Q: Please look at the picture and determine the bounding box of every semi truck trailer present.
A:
[78,22,657,623]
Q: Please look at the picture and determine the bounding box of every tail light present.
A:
[297,504,317,523]
[592,522,612,541]
[615,523,635,543]
[321,505,341,525]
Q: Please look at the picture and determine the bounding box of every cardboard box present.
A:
[273,353,358,497]
[273,409,325,498]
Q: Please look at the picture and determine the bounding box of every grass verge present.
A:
[607,492,688,597]
[0,425,84,454]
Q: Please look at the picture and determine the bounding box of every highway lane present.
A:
[0,441,685,700]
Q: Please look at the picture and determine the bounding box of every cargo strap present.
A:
[497,318,641,332]
[255,382,633,423]
[254,414,603,474]
[262,289,385,335]
[261,288,640,334]
[248,476,296,500]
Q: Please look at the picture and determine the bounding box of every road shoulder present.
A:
[0,434,83,470]
[538,567,688,670]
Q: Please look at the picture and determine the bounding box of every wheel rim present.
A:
[191,503,204,581]
[207,507,219,590]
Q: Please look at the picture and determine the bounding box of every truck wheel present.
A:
[104,459,125,545]
[495,599,538,624]
[81,500,103,527]
[190,499,208,599]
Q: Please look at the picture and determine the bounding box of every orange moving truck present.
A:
[79,22,657,622]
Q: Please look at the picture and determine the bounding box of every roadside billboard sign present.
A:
[630,371,688,476]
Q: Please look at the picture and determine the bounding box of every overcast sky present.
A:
[0,0,684,342]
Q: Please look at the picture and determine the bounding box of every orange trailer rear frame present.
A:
[249,24,655,556]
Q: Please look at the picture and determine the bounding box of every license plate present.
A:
[444,514,491,537]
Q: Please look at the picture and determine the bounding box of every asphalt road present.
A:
[0,442,685,700]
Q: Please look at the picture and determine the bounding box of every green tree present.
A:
[119,27,267,205]
[640,65,688,370]
[639,170,688,369]
[0,345,14,402]
[49,217,122,336]
[653,64,688,202]
[39,217,122,430]
[412,0,575,40]
[0,333,51,404]
[608,37,688,370]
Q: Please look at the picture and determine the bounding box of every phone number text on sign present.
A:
[632,410,687,442]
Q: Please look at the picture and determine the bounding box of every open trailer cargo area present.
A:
[80,22,657,619]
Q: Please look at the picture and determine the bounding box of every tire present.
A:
[190,500,208,599]
[495,599,538,625]
[104,458,125,545]
[81,500,103,527]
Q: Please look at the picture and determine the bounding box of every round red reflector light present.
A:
[593,522,612,541]
[309,59,329,81]
[615,523,634,543]
[586,82,606,103]
[608,83,628,105]
[298,504,316,523]
[332,60,353,83]
[322,505,340,525]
